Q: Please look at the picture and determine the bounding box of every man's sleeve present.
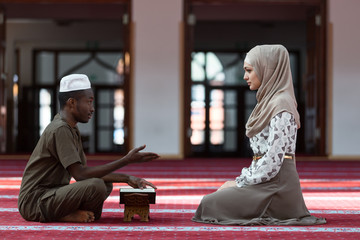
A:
[52,126,82,169]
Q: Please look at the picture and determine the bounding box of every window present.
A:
[34,50,127,153]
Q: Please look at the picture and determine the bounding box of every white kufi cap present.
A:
[59,74,91,92]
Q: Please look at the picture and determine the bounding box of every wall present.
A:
[329,0,360,157]
[132,0,183,157]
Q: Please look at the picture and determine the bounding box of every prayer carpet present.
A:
[1,157,360,239]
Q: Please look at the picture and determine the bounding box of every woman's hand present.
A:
[125,145,160,164]
[127,175,157,189]
[217,181,236,191]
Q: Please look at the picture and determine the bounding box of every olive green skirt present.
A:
[192,159,326,226]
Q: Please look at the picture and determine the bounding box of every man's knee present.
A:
[85,178,106,193]
[84,178,113,199]
[105,182,113,195]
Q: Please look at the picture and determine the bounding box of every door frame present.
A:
[1,0,132,153]
[183,0,327,157]
[0,5,6,153]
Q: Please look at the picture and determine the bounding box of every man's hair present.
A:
[58,90,86,109]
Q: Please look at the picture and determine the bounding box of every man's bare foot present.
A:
[59,210,95,223]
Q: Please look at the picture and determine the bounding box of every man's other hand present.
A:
[126,145,160,164]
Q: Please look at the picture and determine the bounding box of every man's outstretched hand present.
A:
[126,145,160,164]
[127,175,157,189]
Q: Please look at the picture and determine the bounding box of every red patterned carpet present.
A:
[1,157,360,239]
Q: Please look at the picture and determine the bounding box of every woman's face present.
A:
[243,61,261,90]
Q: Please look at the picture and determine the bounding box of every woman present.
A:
[192,45,326,226]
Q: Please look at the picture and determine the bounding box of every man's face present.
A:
[73,89,94,123]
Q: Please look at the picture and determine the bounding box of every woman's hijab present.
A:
[245,44,300,138]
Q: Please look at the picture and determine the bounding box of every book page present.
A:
[120,188,155,193]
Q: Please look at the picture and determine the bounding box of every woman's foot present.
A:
[59,210,95,223]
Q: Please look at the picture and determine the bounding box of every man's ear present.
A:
[67,98,76,108]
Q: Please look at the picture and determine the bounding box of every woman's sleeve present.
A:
[235,112,296,187]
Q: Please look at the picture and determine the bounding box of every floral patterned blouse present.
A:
[235,111,297,187]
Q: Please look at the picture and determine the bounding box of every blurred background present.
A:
[0,0,359,160]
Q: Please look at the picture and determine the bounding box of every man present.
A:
[18,74,159,223]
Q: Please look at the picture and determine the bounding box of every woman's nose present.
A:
[243,73,248,80]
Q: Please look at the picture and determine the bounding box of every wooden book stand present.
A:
[120,188,156,222]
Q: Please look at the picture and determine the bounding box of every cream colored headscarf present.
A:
[245,44,300,138]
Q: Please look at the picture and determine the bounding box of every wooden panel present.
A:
[0,6,6,153]
[183,0,193,157]
[0,0,128,3]
[304,0,327,156]
[190,0,322,5]
[3,2,128,20]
